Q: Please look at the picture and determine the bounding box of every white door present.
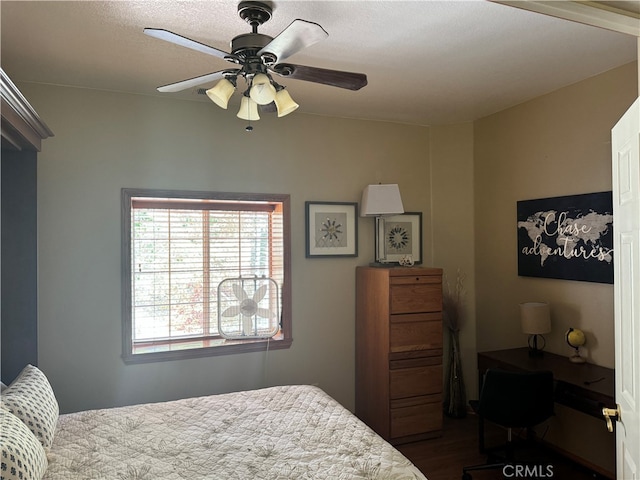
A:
[611,97,640,479]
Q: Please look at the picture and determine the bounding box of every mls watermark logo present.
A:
[503,464,554,478]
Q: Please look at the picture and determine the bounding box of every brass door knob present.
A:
[602,405,621,433]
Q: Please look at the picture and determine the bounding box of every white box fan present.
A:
[217,277,280,339]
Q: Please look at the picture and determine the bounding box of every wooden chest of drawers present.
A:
[355,266,443,444]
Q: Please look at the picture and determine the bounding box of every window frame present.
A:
[121,188,292,364]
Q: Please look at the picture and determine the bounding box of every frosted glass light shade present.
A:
[205,79,235,109]
[274,88,299,117]
[520,302,551,334]
[249,74,276,105]
[237,96,260,121]
[360,184,404,217]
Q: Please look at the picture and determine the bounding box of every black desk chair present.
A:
[462,368,555,480]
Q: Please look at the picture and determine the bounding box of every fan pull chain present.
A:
[245,93,253,132]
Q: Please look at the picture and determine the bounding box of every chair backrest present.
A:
[477,368,554,428]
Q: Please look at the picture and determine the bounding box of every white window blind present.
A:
[129,196,284,347]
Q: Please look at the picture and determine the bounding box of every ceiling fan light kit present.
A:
[237,95,261,121]
[274,88,299,117]
[144,1,367,128]
[205,78,236,109]
[249,73,277,105]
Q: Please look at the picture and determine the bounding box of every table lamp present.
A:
[520,302,551,357]
[360,184,404,265]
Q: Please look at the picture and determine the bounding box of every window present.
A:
[122,189,291,363]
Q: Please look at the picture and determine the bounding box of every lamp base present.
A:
[527,334,546,357]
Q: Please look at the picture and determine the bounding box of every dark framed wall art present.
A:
[375,212,423,265]
[516,191,613,284]
[305,201,358,258]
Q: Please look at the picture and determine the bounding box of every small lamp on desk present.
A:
[520,302,551,357]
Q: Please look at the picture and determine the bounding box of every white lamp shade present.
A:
[237,96,260,121]
[274,88,299,117]
[520,302,551,334]
[205,79,235,109]
[360,184,404,217]
[250,74,276,105]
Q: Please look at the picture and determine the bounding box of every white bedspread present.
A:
[43,385,427,480]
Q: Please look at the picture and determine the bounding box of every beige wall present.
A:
[474,61,637,367]
[22,83,432,414]
[429,123,478,397]
[473,61,637,474]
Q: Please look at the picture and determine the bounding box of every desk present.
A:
[478,347,615,419]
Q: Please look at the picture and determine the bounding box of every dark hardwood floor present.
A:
[396,414,610,480]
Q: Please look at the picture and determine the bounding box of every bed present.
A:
[0,365,427,480]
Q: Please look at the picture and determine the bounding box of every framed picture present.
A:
[375,212,423,265]
[305,201,358,258]
[517,191,613,284]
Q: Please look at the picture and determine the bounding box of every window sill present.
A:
[122,335,292,364]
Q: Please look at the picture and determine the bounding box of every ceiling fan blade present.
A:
[257,20,328,63]
[157,70,239,93]
[271,63,368,91]
[144,28,236,61]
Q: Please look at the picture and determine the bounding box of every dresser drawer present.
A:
[389,355,441,369]
[390,275,441,286]
[389,364,442,399]
[390,396,442,438]
[390,313,442,353]
[390,282,442,314]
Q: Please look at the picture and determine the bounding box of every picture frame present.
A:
[517,191,613,284]
[375,212,423,265]
[305,201,358,258]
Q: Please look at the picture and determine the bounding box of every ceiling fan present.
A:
[144,1,367,124]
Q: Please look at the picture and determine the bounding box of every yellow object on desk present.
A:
[566,327,587,363]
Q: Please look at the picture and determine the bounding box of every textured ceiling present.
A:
[1,1,637,126]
